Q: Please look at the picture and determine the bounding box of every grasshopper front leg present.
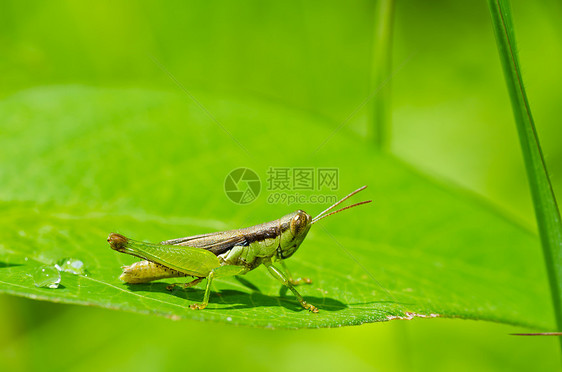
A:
[263,260,318,313]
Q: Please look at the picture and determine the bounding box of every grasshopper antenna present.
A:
[312,185,371,224]
[312,186,395,303]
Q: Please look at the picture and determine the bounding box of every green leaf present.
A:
[487,0,562,342]
[0,86,555,329]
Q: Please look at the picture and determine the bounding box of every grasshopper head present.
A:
[277,210,312,259]
[276,186,372,260]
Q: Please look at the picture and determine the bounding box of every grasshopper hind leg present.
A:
[189,271,215,310]
[166,277,204,291]
[189,265,248,310]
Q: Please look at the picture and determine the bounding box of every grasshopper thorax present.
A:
[277,210,312,260]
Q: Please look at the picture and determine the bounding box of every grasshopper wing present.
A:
[161,230,247,255]
[109,234,221,277]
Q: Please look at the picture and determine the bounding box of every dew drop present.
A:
[55,257,85,275]
[33,266,61,289]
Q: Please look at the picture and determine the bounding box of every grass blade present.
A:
[487,0,562,350]
[370,0,395,149]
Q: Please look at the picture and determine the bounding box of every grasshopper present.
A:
[108,186,370,312]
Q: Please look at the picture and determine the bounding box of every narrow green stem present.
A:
[370,0,395,150]
[487,0,562,353]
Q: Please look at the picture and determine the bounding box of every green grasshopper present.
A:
[108,186,370,312]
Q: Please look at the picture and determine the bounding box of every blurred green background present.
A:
[1,0,561,370]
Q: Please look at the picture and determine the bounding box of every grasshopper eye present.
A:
[290,211,310,237]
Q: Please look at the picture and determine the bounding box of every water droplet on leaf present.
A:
[33,266,61,288]
[55,257,85,275]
